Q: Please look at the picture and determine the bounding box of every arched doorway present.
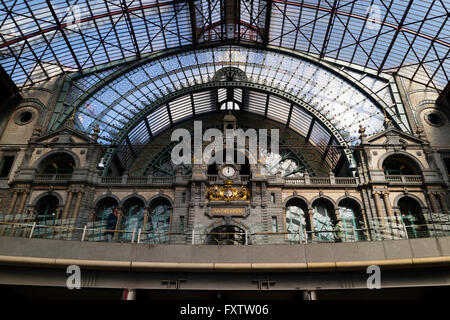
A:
[312,199,336,242]
[398,197,428,238]
[121,197,145,241]
[338,199,366,241]
[285,198,309,242]
[34,195,59,238]
[206,225,246,245]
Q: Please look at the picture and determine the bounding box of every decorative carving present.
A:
[206,180,250,201]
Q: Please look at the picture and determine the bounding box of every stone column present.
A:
[71,190,84,222]
[382,192,394,218]
[427,192,440,213]
[114,209,123,240]
[372,191,385,240]
[15,191,29,220]
[7,191,19,216]
[142,210,150,232]
[308,208,315,241]
[438,192,448,214]
[372,192,384,218]
[360,208,371,241]
[62,190,74,220]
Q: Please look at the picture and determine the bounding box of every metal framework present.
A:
[0,0,448,91]
[39,43,411,173]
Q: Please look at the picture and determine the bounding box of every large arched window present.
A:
[382,155,421,176]
[399,197,428,239]
[121,198,145,241]
[34,195,59,238]
[94,197,118,240]
[285,198,309,242]
[143,198,171,243]
[312,199,336,242]
[338,199,366,241]
[39,153,75,174]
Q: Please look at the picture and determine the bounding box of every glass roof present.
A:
[67,46,400,148]
[0,0,448,91]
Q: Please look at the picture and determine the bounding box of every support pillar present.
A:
[373,192,384,218]
[7,191,19,217]
[302,290,317,300]
[427,192,440,214]
[62,190,74,220]
[114,209,123,241]
[71,190,84,222]
[122,289,136,300]
[382,192,394,218]
[308,208,315,241]
[360,208,371,241]
[15,191,29,220]
[372,191,385,240]
[438,192,448,214]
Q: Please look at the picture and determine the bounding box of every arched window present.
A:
[35,195,59,238]
[94,197,118,240]
[285,198,309,242]
[264,150,305,177]
[145,198,171,243]
[399,197,428,239]
[206,225,246,245]
[338,199,366,241]
[312,199,336,242]
[382,155,420,176]
[121,198,145,241]
[39,153,75,174]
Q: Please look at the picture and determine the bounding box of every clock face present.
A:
[222,166,236,177]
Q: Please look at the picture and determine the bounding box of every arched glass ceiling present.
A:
[113,88,342,170]
[0,0,448,90]
[68,46,403,146]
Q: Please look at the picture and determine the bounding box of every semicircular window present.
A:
[264,150,306,177]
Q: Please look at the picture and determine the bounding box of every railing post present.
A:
[29,222,36,238]
[403,223,409,239]
[81,225,87,241]
[245,230,248,245]
[191,229,195,245]
[137,228,142,244]
[131,230,136,243]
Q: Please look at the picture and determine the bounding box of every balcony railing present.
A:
[284,176,357,185]
[385,175,423,184]
[1,213,449,245]
[99,176,176,184]
[35,174,72,182]
[43,174,422,186]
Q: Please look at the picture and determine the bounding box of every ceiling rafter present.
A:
[377,0,414,73]
[0,0,447,90]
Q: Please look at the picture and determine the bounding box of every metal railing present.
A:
[1,213,449,245]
